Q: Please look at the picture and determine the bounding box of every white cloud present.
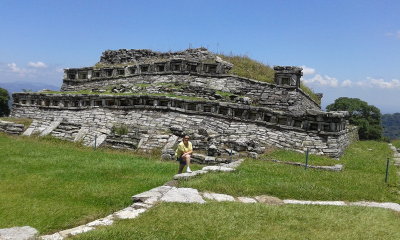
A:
[303,74,339,87]
[7,63,21,73]
[28,61,47,68]
[301,65,316,75]
[341,79,352,87]
[366,77,400,89]
[7,62,36,76]
[385,30,400,39]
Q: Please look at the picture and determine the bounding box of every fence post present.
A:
[385,158,390,183]
[94,134,97,150]
[305,148,309,170]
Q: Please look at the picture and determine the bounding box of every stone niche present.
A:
[274,66,303,88]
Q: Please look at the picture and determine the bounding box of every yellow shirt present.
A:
[175,141,193,157]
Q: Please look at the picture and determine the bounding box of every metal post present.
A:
[94,134,97,150]
[230,149,233,162]
[305,148,309,170]
[385,158,390,183]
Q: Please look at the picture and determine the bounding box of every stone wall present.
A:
[11,95,355,157]
[12,93,347,134]
[61,74,320,114]
[0,120,24,135]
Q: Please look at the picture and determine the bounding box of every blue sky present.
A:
[0,0,399,113]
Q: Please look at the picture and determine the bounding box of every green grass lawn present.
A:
[261,148,339,166]
[180,141,400,202]
[392,139,400,149]
[73,202,400,240]
[0,134,178,234]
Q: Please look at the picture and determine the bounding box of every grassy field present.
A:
[180,141,399,202]
[74,202,400,240]
[392,139,400,149]
[0,134,178,234]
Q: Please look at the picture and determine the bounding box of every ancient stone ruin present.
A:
[9,48,358,161]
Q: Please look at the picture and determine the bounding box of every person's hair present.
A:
[183,135,190,139]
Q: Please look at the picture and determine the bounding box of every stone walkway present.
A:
[39,160,243,240]
[3,152,400,240]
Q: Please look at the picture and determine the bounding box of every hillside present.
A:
[219,54,321,104]
[382,113,400,139]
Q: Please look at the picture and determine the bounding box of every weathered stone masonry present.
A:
[9,48,357,158]
[11,93,356,157]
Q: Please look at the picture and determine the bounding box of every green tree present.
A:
[326,97,383,140]
[0,87,10,117]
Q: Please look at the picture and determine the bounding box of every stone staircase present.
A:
[51,122,82,141]
[104,133,141,150]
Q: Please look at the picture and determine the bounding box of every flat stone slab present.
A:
[40,120,62,136]
[350,201,400,212]
[0,226,38,240]
[114,207,147,219]
[237,197,258,203]
[89,134,107,148]
[160,187,205,204]
[283,200,347,206]
[202,192,235,202]
[73,127,88,142]
[173,170,208,180]
[131,202,152,209]
[86,215,114,227]
[132,186,172,202]
[222,159,244,169]
[202,166,234,172]
[22,127,35,136]
[255,195,284,205]
[40,232,63,240]
[59,225,94,238]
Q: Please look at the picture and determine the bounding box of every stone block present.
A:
[237,197,257,203]
[40,232,63,240]
[114,207,147,219]
[59,225,94,238]
[283,200,346,206]
[255,195,283,205]
[0,226,38,240]
[86,216,114,227]
[202,166,234,172]
[160,187,205,204]
[202,192,235,202]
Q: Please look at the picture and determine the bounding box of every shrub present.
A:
[112,124,129,135]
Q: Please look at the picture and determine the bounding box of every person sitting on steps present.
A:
[175,135,193,173]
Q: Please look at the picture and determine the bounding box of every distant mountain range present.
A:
[0,81,59,94]
[382,113,400,140]
[0,81,59,108]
